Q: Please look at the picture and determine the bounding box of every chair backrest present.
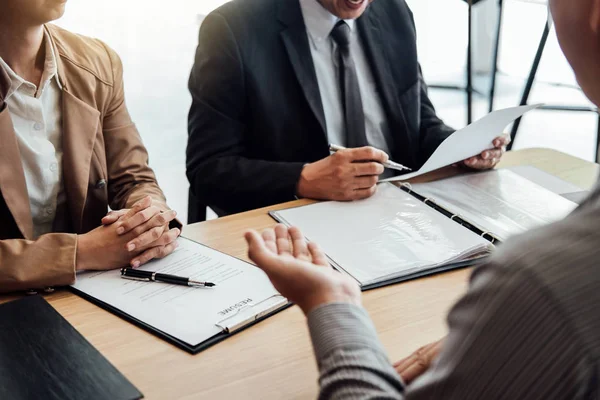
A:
[187,190,207,224]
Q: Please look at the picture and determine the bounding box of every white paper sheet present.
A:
[271,184,493,287]
[561,191,590,204]
[72,237,284,347]
[411,169,577,241]
[382,105,540,182]
[508,165,588,203]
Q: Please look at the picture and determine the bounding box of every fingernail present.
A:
[176,229,181,236]
[483,152,490,160]
[117,227,124,235]
[127,243,135,251]
[132,260,140,268]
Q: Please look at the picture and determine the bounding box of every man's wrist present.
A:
[296,163,312,198]
[300,291,361,316]
[307,302,385,362]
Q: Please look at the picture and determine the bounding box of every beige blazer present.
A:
[0,24,170,293]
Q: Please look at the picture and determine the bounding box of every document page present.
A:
[382,105,540,182]
[508,165,589,204]
[271,184,493,286]
[72,238,284,347]
[411,169,578,241]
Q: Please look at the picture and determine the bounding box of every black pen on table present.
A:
[120,268,216,288]
[328,144,412,172]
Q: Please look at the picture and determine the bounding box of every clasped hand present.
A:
[76,196,180,271]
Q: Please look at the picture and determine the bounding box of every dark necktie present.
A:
[330,21,368,148]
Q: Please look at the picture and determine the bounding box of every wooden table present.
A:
[2,148,598,399]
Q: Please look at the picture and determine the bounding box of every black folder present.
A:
[0,296,143,400]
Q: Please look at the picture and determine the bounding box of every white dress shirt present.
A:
[0,31,65,239]
[298,0,393,165]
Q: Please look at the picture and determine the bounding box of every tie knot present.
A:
[331,21,351,48]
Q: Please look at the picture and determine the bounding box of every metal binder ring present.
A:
[481,232,496,243]
[400,182,413,192]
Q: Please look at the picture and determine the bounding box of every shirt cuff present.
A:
[307,302,386,362]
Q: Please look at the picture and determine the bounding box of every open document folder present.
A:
[71,238,289,354]
[382,104,540,182]
[271,183,494,288]
[271,169,576,289]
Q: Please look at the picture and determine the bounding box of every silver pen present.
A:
[328,144,412,172]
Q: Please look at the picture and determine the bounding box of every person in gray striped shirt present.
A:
[243,1,600,398]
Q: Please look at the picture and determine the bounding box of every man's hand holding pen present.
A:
[296,146,389,202]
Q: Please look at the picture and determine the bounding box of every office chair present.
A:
[487,0,600,160]
[188,191,207,224]
[188,13,209,224]
[430,0,481,124]
[507,20,600,161]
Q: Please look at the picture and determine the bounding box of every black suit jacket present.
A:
[187,0,454,219]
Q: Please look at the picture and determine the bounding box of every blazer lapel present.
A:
[60,90,100,233]
[0,108,34,239]
[278,0,327,137]
[0,94,98,237]
[49,27,101,233]
[357,7,417,166]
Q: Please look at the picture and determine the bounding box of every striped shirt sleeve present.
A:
[407,262,593,399]
[308,262,595,399]
[307,303,405,399]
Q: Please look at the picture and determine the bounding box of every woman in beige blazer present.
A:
[0,0,181,293]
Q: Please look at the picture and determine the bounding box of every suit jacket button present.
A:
[96,179,107,189]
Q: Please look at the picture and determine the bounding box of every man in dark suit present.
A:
[187,0,508,218]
